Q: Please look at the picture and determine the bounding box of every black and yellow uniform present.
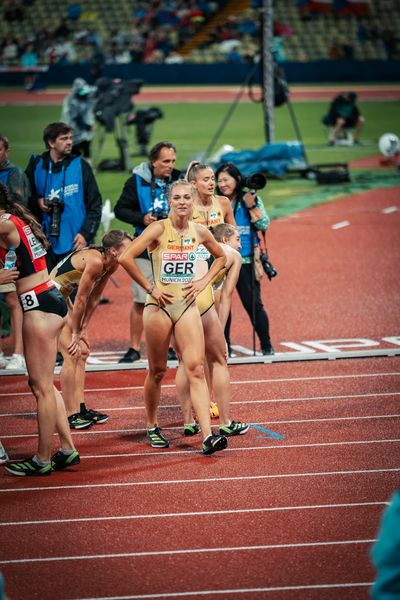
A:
[146,218,199,324]
[51,248,107,300]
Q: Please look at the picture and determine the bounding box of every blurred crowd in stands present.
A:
[0,0,398,69]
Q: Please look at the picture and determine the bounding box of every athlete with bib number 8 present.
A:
[0,182,79,476]
[119,179,229,455]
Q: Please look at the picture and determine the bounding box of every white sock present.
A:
[59,448,74,456]
[32,455,50,467]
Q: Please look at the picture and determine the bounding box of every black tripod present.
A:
[204,56,309,169]
[92,114,132,172]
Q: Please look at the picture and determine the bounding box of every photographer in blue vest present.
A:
[216,162,274,356]
[25,122,102,271]
[114,141,180,363]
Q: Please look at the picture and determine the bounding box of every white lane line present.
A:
[2,466,399,494]
[1,371,399,398]
[74,582,373,599]
[382,206,398,214]
[2,411,400,439]
[1,437,400,456]
[0,538,376,565]
[74,438,400,460]
[1,391,399,419]
[332,220,350,229]
[74,582,372,599]
[0,501,387,528]
[0,400,400,424]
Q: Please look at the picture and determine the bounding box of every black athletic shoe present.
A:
[68,413,93,430]
[119,348,141,363]
[220,420,250,436]
[51,449,80,471]
[5,457,52,477]
[262,346,275,355]
[202,433,228,455]
[167,347,178,361]
[183,421,200,436]
[80,403,109,424]
[146,426,169,448]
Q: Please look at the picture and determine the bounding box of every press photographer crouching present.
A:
[216,163,275,356]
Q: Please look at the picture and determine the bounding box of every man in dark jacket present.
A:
[114,140,180,362]
[25,122,102,270]
[0,134,30,206]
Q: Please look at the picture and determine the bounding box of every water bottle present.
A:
[4,247,17,269]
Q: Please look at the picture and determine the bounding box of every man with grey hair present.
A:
[115,141,180,363]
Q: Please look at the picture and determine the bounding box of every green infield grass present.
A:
[1,98,398,235]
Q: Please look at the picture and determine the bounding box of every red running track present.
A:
[1,188,399,598]
[1,357,400,599]
[1,84,399,105]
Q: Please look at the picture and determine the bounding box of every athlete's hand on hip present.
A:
[149,286,173,307]
[182,280,204,300]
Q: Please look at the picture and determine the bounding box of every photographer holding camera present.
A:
[25,122,102,270]
[114,141,181,363]
[216,163,274,356]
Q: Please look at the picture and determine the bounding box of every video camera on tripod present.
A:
[93,78,163,171]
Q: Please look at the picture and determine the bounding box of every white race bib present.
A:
[160,251,197,284]
[22,225,46,260]
[196,244,210,261]
[19,290,39,311]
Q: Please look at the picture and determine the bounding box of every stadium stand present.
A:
[184,0,399,62]
[0,0,398,66]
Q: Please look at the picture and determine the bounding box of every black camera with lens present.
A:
[260,251,278,281]
[241,172,267,191]
[44,195,65,237]
[151,208,169,221]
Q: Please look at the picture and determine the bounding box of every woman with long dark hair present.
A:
[0,182,79,476]
[215,163,274,355]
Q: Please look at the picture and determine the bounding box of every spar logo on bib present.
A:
[160,251,197,284]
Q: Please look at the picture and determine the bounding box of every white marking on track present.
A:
[2,466,399,494]
[2,410,400,438]
[332,220,350,229]
[73,582,373,599]
[0,501,387,528]
[0,538,376,565]
[382,206,398,214]
[1,393,398,420]
[0,371,399,398]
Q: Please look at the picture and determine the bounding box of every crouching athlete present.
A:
[51,230,132,429]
